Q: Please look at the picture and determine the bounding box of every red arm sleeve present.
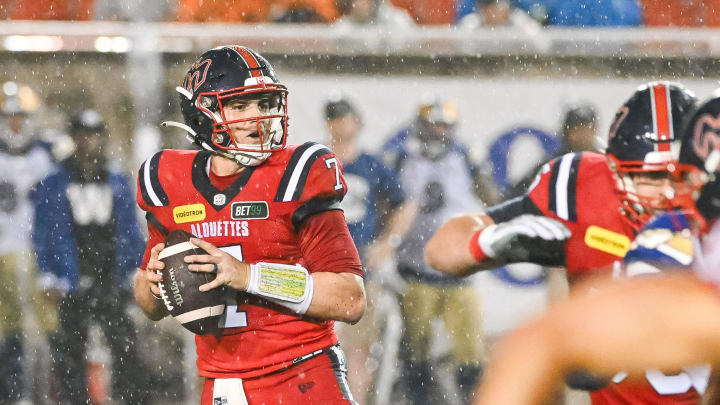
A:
[298,210,364,277]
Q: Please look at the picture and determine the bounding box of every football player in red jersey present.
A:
[475,92,720,405]
[425,81,699,403]
[427,82,696,280]
[132,45,365,405]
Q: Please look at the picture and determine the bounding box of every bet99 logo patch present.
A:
[231,201,269,220]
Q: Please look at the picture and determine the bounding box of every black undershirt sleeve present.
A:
[485,195,544,224]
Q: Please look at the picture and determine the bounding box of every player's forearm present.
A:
[304,272,365,324]
[475,320,564,405]
[480,275,720,405]
[425,214,497,276]
[553,276,720,375]
[133,269,169,321]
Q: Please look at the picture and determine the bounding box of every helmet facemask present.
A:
[195,83,288,166]
[0,82,40,154]
[667,162,710,232]
[605,81,697,230]
[413,98,458,161]
[608,153,680,231]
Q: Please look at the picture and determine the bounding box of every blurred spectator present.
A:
[505,102,598,198]
[547,0,643,26]
[0,82,55,403]
[640,0,720,27]
[334,0,414,27]
[271,0,340,22]
[508,0,642,26]
[33,110,150,405]
[94,0,170,21]
[560,102,598,152]
[324,93,417,404]
[382,96,488,404]
[177,0,339,23]
[0,0,93,20]
[390,0,456,24]
[458,0,541,29]
[176,0,271,22]
[509,0,551,24]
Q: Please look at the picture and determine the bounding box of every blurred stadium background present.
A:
[3,1,720,404]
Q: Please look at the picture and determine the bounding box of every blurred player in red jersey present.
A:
[132,45,365,405]
[427,81,696,280]
[476,91,720,405]
[425,81,700,403]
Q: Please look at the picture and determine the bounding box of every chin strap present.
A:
[161,120,217,154]
[160,120,196,136]
[160,120,269,166]
[161,120,199,146]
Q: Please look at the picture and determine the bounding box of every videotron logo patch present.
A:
[584,225,631,257]
[231,201,269,220]
[173,203,206,224]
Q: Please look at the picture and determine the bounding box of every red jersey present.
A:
[489,152,703,404]
[590,371,705,405]
[489,152,635,280]
[137,142,363,379]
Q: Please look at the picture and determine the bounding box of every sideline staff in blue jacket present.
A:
[32,110,150,405]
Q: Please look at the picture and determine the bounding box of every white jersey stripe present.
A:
[282,143,326,202]
[176,304,225,324]
[142,160,163,206]
[665,84,675,141]
[212,377,249,405]
[555,154,575,220]
[158,241,197,260]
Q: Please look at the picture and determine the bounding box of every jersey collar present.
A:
[191,151,256,211]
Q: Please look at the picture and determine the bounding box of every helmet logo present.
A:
[183,58,212,93]
[244,76,274,87]
[693,113,720,161]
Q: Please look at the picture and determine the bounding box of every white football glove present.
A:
[478,214,571,266]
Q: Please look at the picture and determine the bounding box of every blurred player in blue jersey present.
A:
[324,94,417,404]
[383,96,491,404]
[0,82,55,403]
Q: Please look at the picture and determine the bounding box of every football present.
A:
[157,230,225,335]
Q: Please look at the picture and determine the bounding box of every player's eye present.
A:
[258,95,280,111]
[226,101,250,111]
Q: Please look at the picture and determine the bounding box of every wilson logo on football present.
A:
[168,267,184,307]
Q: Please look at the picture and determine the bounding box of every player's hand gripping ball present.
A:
[157,230,225,334]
